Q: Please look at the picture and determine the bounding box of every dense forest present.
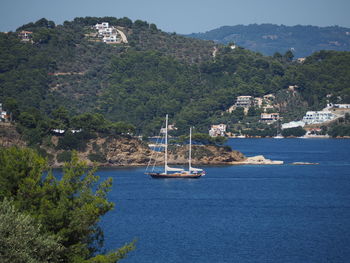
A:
[187,24,350,58]
[1,17,350,143]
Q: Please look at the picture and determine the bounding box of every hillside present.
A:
[187,24,350,58]
[1,17,350,148]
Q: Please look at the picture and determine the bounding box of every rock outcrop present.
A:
[235,155,283,165]
[167,145,246,165]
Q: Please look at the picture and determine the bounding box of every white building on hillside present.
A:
[209,124,227,137]
[260,113,280,124]
[327,103,350,109]
[302,111,336,124]
[103,35,118,43]
[95,22,109,30]
[235,96,252,108]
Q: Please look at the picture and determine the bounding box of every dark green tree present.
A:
[0,198,63,263]
[0,147,135,262]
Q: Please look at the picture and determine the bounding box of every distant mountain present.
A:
[187,24,350,58]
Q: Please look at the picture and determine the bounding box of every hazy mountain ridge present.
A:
[187,24,350,57]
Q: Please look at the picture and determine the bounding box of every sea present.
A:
[95,138,350,263]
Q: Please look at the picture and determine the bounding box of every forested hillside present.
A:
[1,17,350,142]
[187,24,350,58]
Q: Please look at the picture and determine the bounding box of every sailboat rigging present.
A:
[145,115,205,179]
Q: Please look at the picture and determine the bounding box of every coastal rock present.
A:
[292,162,319,165]
[236,155,284,165]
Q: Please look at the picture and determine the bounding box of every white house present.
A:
[52,129,65,134]
[302,111,336,124]
[18,31,33,42]
[260,113,280,124]
[95,22,109,30]
[235,96,253,108]
[98,27,112,35]
[103,35,118,43]
[327,103,350,109]
[209,124,227,137]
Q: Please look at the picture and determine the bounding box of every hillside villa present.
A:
[260,113,280,124]
[93,22,128,44]
[227,94,276,114]
[209,124,227,137]
[18,31,33,42]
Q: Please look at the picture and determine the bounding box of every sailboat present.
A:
[145,115,205,179]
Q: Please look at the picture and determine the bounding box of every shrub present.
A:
[281,126,306,137]
[88,152,107,163]
[57,151,72,163]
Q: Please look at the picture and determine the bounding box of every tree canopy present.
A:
[0,147,135,262]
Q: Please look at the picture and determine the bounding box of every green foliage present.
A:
[281,126,306,137]
[0,147,134,262]
[88,152,107,163]
[177,133,227,146]
[292,51,350,106]
[57,150,72,163]
[0,198,63,263]
[57,131,94,151]
[326,113,350,137]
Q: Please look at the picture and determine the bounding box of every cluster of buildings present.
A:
[228,94,276,114]
[209,91,350,136]
[93,22,128,44]
[282,103,350,130]
[209,124,227,137]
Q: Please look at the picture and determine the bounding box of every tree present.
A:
[284,50,294,62]
[52,106,70,129]
[281,126,306,137]
[0,147,135,262]
[0,198,63,263]
[18,112,37,128]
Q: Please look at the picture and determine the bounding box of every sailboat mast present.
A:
[165,114,168,174]
[189,127,192,172]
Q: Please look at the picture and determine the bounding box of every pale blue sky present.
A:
[1,0,349,33]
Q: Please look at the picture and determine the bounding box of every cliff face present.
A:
[104,136,152,165]
[49,136,154,167]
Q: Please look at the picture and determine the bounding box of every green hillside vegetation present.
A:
[1,17,350,146]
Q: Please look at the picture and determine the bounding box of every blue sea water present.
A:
[97,138,350,263]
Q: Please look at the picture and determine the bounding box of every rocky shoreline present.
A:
[0,124,284,167]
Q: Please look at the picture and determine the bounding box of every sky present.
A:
[1,0,350,34]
